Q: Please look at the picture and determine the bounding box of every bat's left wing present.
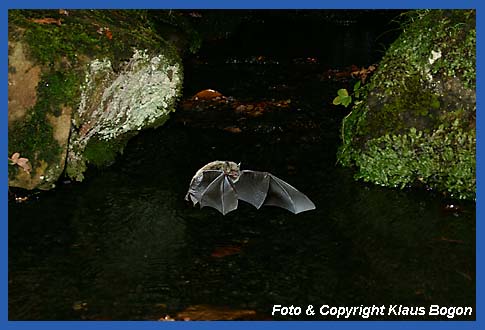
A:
[186,170,221,205]
[200,171,239,215]
[235,170,316,214]
[186,170,239,215]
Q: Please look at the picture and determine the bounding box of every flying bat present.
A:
[185,160,316,215]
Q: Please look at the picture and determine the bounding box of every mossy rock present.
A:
[338,10,476,200]
[8,10,187,189]
[8,36,75,189]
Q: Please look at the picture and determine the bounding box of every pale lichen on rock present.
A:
[94,49,181,139]
[66,48,183,181]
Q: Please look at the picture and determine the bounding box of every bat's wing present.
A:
[186,170,220,205]
[186,170,238,215]
[233,171,270,209]
[236,170,315,214]
[264,174,316,214]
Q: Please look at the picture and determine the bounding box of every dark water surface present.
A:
[9,12,475,320]
[9,90,476,321]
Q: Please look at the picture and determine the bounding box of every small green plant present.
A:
[333,81,362,108]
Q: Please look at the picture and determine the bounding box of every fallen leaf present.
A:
[434,236,464,244]
[235,104,246,112]
[96,26,113,40]
[15,196,29,203]
[211,245,242,258]
[16,157,30,170]
[72,301,88,311]
[9,153,32,174]
[104,28,113,40]
[176,304,256,321]
[193,89,224,101]
[10,152,20,162]
[158,315,175,321]
[223,126,242,134]
[30,18,62,26]
[351,64,377,84]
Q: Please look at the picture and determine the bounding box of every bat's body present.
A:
[185,161,316,215]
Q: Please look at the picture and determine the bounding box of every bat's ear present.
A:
[237,162,241,169]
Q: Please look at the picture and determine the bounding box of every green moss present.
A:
[337,10,476,200]
[10,10,182,70]
[354,125,475,200]
[8,70,79,167]
[38,70,80,110]
[422,10,476,89]
[378,10,475,89]
[65,153,87,181]
[357,77,441,141]
[83,135,132,168]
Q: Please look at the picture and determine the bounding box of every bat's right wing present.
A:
[233,171,270,209]
[264,173,316,214]
[236,170,315,214]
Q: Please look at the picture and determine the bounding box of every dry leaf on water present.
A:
[211,245,242,258]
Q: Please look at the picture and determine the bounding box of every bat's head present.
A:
[222,161,241,180]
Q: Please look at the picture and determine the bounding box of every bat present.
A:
[185,161,316,215]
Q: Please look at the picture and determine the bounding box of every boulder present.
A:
[8,10,185,189]
[66,49,182,181]
[338,10,476,200]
